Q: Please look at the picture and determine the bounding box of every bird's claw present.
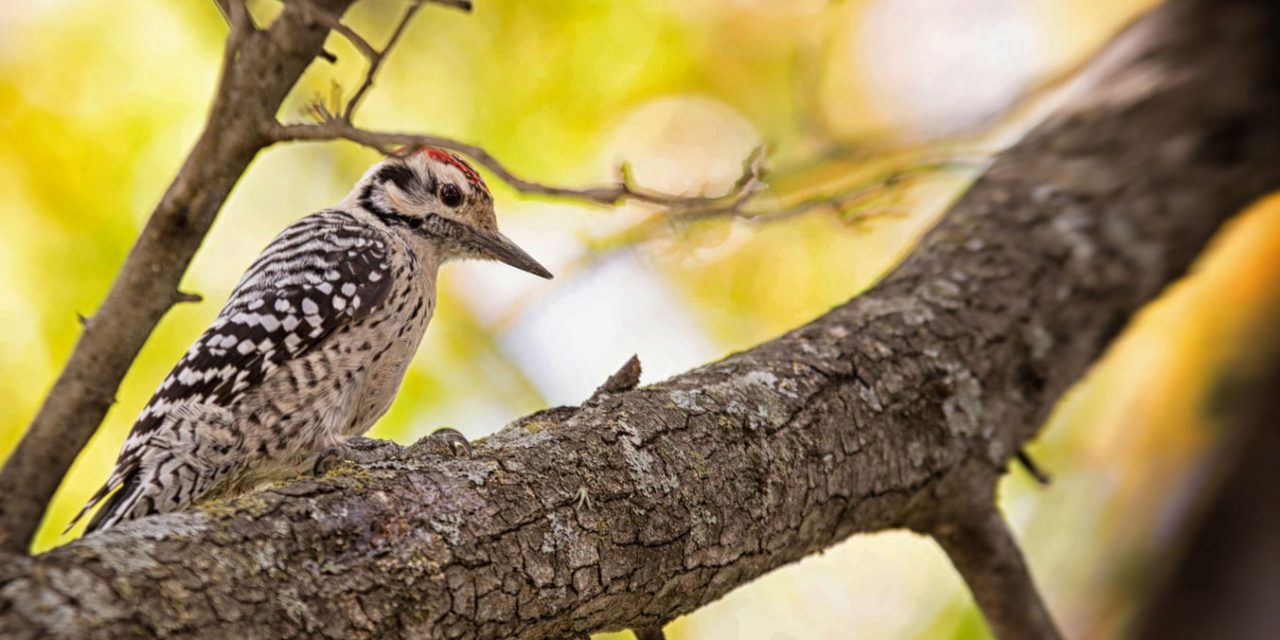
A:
[415,427,472,458]
[312,437,402,476]
[312,448,352,476]
[314,431,467,476]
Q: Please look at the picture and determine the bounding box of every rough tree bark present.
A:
[2,0,1278,638]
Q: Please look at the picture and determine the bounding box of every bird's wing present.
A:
[69,210,396,533]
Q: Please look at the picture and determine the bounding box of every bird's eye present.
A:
[439,183,463,208]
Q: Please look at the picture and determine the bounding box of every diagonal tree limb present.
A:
[1,0,1277,637]
[924,466,1063,640]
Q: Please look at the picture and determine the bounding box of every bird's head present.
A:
[351,146,552,279]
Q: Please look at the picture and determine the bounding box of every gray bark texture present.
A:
[2,0,1279,638]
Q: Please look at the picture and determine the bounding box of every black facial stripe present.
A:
[375,164,418,192]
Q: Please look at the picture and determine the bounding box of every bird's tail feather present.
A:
[83,467,144,534]
[64,460,139,535]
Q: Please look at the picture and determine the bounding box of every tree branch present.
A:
[289,0,379,60]
[341,0,425,121]
[2,0,1277,637]
[926,469,1063,640]
[270,119,767,209]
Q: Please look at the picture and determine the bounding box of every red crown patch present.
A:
[417,147,487,191]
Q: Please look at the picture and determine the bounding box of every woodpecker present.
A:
[69,147,551,533]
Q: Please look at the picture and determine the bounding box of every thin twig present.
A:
[573,155,962,256]
[291,1,378,60]
[213,0,259,33]
[290,0,473,122]
[1016,449,1051,485]
[677,158,966,225]
[343,1,424,121]
[268,120,767,208]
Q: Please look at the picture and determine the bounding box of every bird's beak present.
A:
[469,229,553,279]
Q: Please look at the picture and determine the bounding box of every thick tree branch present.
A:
[1,0,1277,637]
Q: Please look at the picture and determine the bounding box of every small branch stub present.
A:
[1016,449,1052,486]
[592,355,642,397]
[173,290,204,305]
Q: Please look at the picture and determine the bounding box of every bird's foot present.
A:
[411,427,472,458]
[312,436,404,476]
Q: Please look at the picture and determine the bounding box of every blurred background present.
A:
[2,0,1278,638]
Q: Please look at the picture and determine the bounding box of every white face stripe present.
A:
[403,151,486,199]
